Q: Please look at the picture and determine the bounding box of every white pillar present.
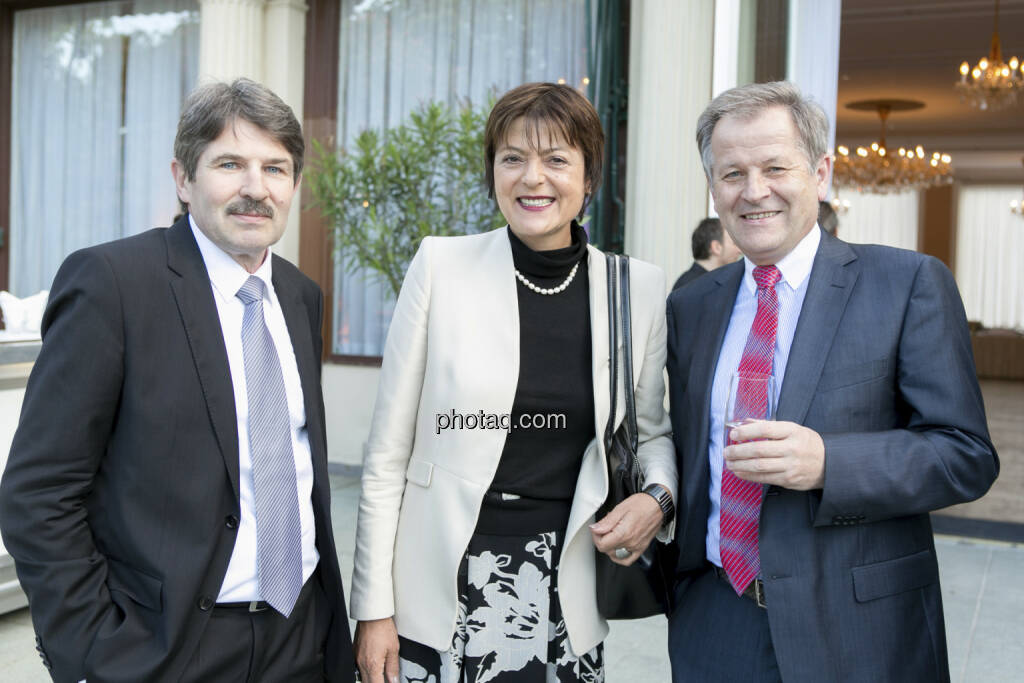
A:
[625,0,714,288]
[712,0,743,97]
[263,0,308,266]
[198,0,266,84]
[787,0,842,157]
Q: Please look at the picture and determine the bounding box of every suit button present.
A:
[225,515,239,529]
[197,595,215,611]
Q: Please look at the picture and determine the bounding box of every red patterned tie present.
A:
[720,265,781,594]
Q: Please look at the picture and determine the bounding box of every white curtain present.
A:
[832,191,919,251]
[332,0,588,356]
[955,186,1024,331]
[10,0,198,297]
[122,1,200,234]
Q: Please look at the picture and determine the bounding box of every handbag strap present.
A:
[604,253,619,449]
[604,253,638,453]
[618,255,638,453]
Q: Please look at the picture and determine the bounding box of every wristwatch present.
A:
[643,483,674,525]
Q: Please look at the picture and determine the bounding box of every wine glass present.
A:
[724,372,776,446]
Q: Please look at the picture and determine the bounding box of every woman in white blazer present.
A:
[351,83,677,683]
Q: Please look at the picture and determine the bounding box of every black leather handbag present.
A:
[595,253,674,619]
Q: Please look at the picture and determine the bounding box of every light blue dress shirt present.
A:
[705,227,821,566]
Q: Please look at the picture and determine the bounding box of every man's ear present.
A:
[171,159,190,205]
[815,154,833,201]
[710,239,723,257]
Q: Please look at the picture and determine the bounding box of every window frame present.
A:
[300,0,382,366]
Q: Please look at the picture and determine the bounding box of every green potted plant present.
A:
[307,100,506,296]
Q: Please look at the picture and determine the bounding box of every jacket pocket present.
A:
[852,549,938,603]
[818,359,889,392]
[106,557,163,611]
[405,459,434,488]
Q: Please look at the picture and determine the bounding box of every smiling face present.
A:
[172,118,299,273]
[709,106,831,266]
[493,117,589,251]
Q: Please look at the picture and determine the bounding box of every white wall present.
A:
[322,364,380,466]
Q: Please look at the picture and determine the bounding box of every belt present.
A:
[713,565,766,609]
[215,600,270,613]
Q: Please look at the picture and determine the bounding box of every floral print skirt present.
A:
[398,529,604,683]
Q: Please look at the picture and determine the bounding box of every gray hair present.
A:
[174,78,304,184]
[695,81,828,180]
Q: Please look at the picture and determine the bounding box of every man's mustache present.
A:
[226,198,274,218]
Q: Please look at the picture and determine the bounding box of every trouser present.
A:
[180,571,331,683]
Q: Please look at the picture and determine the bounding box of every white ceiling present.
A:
[836,0,1024,181]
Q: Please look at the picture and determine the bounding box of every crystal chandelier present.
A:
[833,100,953,195]
[955,0,1023,111]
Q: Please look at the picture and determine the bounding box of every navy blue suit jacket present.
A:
[666,229,997,681]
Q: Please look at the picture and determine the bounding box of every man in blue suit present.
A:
[665,81,998,682]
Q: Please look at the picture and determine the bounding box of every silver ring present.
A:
[614,547,630,560]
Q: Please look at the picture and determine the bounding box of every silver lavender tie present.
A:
[236,276,303,617]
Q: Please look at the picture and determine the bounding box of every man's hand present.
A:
[354,618,399,683]
[724,420,825,490]
[590,492,666,566]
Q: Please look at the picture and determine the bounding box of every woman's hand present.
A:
[354,617,400,683]
[589,492,666,566]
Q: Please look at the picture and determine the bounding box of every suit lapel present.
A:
[777,233,859,424]
[165,216,241,502]
[691,262,745,468]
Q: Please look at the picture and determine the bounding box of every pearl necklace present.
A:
[514,261,580,295]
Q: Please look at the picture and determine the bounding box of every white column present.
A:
[263,0,308,266]
[625,0,714,288]
[787,0,842,156]
[712,0,743,97]
[198,0,266,84]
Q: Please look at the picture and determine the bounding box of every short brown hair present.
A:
[484,83,604,212]
[174,78,304,184]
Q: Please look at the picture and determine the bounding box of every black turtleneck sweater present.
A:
[484,223,595,523]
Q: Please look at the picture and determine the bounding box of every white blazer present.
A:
[350,227,676,656]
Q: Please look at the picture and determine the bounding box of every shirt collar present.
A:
[741,224,821,293]
[189,214,274,304]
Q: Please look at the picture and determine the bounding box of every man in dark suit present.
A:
[665,81,998,682]
[0,79,355,682]
[671,217,741,291]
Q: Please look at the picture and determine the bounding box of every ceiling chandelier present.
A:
[833,99,953,195]
[955,0,1022,110]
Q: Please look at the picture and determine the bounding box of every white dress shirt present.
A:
[705,226,821,566]
[189,218,319,602]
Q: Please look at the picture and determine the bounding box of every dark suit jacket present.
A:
[0,216,355,682]
[671,262,708,291]
[666,230,997,682]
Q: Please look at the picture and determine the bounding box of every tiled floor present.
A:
[1,475,1021,682]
